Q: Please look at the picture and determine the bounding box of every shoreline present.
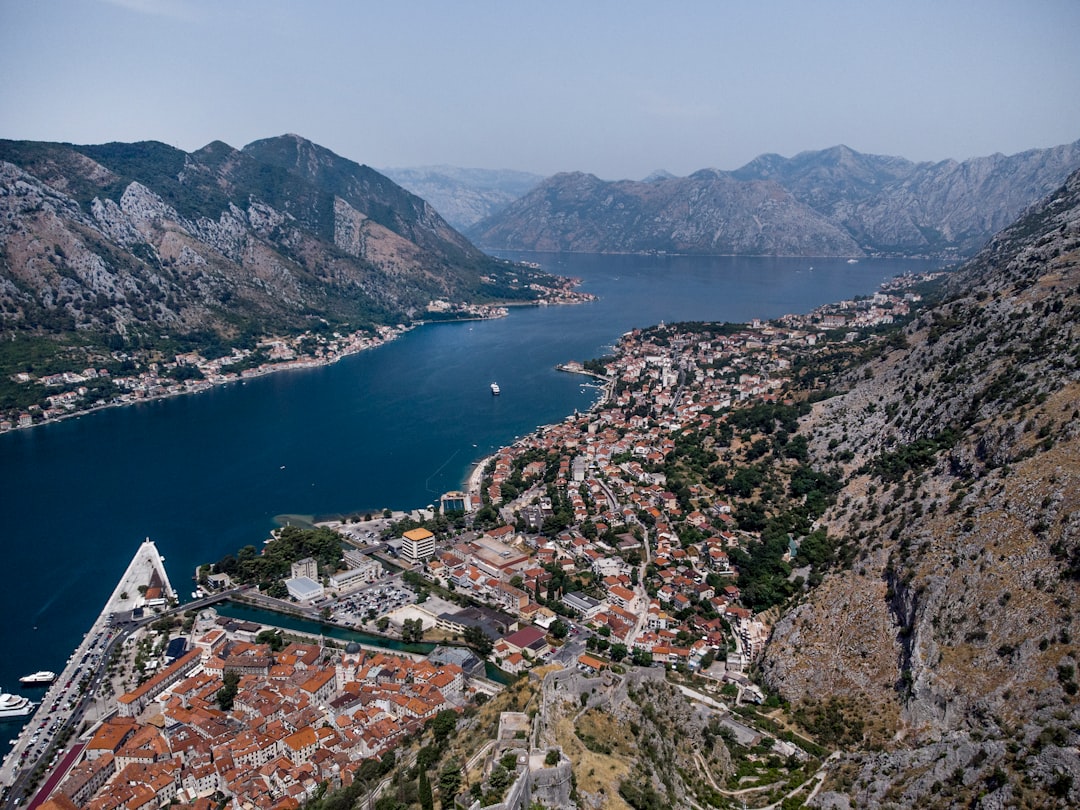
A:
[0,539,175,790]
[1,287,600,436]
[462,363,615,499]
[0,324,417,436]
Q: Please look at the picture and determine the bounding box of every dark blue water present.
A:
[0,254,937,716]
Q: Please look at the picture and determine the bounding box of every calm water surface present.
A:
[0,254,938,716]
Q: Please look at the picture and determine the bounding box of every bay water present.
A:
[0,253,938,722]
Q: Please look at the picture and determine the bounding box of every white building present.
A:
[402,528,436,563]
[329,561,384,591]
[291,557,319,580]
[285,576,324,602]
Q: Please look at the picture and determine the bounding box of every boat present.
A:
[18,671,55,687]
[0,692,34,718]
[490,382,500,395]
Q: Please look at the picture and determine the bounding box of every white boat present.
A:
[0,692,34,718]
[18,671,55,687]
[847,258,859,264]
[490,382,500,395]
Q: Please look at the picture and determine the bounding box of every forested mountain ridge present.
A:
[762,167,1080,806]
[469,140,1080,258]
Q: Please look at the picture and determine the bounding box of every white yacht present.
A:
[18,671,55,687]
[490,382,500,395]
[0,691,34,718]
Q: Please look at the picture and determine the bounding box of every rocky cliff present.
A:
[0,136,559,346]
[762,169,1080,806]
[470,141,1080,258]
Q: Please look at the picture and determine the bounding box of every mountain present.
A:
[470,140,1080,257]
[761,167,1080,804]
[0,135,564,349]
[379,165,544,232]
[468,170,862,256]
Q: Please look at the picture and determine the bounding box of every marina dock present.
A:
[1,539,176,802]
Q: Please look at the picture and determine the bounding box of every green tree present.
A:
[428,709,458,744]
[216,670,240,711]
[463,625,494,657]
[401,618,425,644]
[438,761,462,803]
[488,763,510,792]
[418,769,434,810]
[255,629,284,651]
[550,619,569,639]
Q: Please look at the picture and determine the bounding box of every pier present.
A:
[0,539,178,804]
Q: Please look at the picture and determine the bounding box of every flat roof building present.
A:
[402,528,436,564]
[562,591,604,620]
[285,576,324,602]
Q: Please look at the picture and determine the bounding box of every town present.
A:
[15,276,934,809]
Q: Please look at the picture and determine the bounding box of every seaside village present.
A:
[37,284,924,809]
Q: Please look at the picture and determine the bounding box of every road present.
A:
[24,743,84,810]
[2,588,243,808]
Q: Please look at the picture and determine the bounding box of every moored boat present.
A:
[0,692,34,718]
[18,671,55,687]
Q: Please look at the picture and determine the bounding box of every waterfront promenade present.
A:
[0,539,175,800]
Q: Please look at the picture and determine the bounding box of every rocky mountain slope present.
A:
[468,169,861,256]
[0,135,558,348]
[762,168,1080,806]
[470,140,1080,258]
[380,165,543,232]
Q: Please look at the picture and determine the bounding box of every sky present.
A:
[1,0,1078,180]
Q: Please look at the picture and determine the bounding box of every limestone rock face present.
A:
[380,165,544,232]
[470,170,861,256]
[762,168,1080,805]
[0,135,556,340]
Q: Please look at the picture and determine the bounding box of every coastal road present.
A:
[24,743,83,810]
[2,588,245,807]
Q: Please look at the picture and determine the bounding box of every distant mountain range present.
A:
[379,166,544,232]
[0,135,562,350]
[463,141,1080,257]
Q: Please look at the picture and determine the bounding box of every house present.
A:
[501,652,527,674]
[501,626,550,659]
[577,654,606,674]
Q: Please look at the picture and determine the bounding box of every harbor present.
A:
[0,539,177,803]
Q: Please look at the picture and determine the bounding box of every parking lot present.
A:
[329,576,416,628]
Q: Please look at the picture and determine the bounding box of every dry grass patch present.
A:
[445,678,538,767]
[553,708,633,810]
[574,708,637,758]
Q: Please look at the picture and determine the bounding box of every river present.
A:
[0,253,939,721]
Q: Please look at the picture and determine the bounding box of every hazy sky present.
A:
[2,0,1078,180]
